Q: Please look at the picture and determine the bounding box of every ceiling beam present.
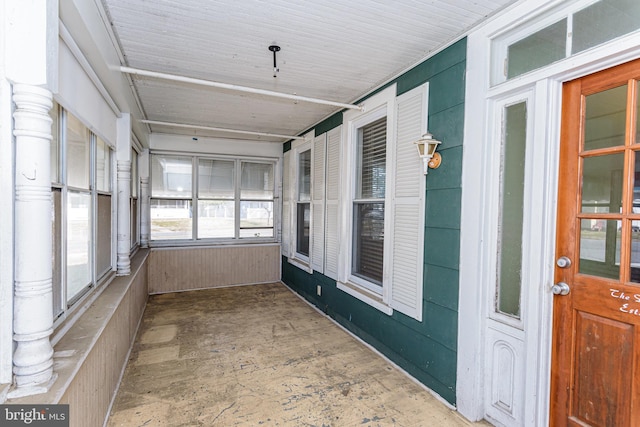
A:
[140,120,306,140]
[120,66,363,111]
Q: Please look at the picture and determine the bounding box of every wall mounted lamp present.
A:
[414,133,442,174]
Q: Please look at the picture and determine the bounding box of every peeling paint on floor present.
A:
[107,283,485,426]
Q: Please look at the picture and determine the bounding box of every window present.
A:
[296,149,311,258]
[51,105,114,318]
[198,159,235,238]
[130,147,139,250]
[282,134,325,273]
[150,153,276,242]
[336,84,426,320]
[240,161,274,238]
[150,155,193,240]
[491,0,640,85]
[353,117,387,286]
[497,101,527,317]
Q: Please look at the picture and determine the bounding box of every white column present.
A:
[9,84,56,398]
[140,177,150,248]
[139,148,150,247]
[117,160,132,275]
[116,114,131,275]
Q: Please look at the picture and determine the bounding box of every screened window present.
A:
[353,117,387,286]
[150,154,276,242]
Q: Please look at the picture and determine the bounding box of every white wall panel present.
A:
[58,39,117,145]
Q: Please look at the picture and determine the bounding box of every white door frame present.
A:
[457,0,640,425]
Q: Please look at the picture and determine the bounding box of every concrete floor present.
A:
[108,283,485,426]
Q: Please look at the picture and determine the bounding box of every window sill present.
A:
[287,256,313,274]
[337,281,393,315]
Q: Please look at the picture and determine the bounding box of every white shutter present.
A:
[311,133,326,272]
[282,151,291,257]
[389,85,427,321]
[324,126,341,280]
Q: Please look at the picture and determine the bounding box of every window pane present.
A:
[131,149,138,198]
[507,19,567,80]
[66,113,90,189]
[67,191,91,302]
[131,198,138,248]
[296,203,310,257]
[151,155,192,198]
[581,154,624,213]
[352,202,384,285]
[198,200,234,238]
[584,85,627,151]
[199,159,234,199]
[96,194,112,278]
[497,102,526,317]
[52,188,62,318]
[572,0,640,54]
[241,162,274,200]
[240,201,273,229]
[298,150,311,202]
[357,117,386,199]
[96,137,111,192]
[150,199,192,240]
[579,219,620,279]
[50,104,60,183]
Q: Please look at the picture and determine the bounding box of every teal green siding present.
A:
[282,38,466,405]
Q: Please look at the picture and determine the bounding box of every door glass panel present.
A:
[629,150,640,282]
[579,219,620,279]
[584,85,627,151]
[497,102,526,317]
[637,82,640,144]
[581,154,624,213]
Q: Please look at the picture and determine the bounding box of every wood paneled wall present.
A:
[57,250,148,427]
[148,244,281,294]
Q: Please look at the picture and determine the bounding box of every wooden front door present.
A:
[551,59,640,426]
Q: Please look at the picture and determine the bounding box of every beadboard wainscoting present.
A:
[149,244,281,294]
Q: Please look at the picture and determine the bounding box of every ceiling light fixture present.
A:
[269,44,280,78]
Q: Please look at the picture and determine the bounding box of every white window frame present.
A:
[293,142,312,262]
[285,134,314,273]
[337,85,396,314]
[149,151,278,245]
[52,104,116,325]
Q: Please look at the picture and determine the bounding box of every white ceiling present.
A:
[100,0,516,142]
